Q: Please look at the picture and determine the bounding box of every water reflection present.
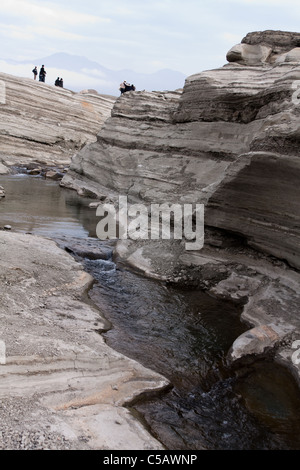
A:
[85,258,300,450]
[0,174,98,238]
[2,173,300,450]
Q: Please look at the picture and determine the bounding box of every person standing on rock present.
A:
[32,66,38,80]
[39,65,46,83]
[119,81,126,94]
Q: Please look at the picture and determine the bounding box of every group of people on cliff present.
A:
[32,66,63,88]
[32,68,135,94]
[32,65,46,83]
[54,77,64,88]
[119,80,136,94]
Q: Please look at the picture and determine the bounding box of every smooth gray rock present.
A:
[0,72,115,168]
[227,323,295,362]
[0,231,167,450]
[59,31,300,381]
[62,32,300,271]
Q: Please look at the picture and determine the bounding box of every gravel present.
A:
[0,397,77,450]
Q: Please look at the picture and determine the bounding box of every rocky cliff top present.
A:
[242,30,300,50]
[0,72,115,169]
[227,30,300,65]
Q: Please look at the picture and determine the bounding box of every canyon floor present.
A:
[0,230,168,450]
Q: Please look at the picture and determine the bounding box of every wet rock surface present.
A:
[113,228,300,384]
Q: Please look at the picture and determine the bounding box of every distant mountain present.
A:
[2,53,187,95]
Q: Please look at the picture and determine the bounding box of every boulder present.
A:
[0,162,9,175]
[45,170,64,180]
[227,323,295,362]
[27,168,41,175]
[226,43,272,64]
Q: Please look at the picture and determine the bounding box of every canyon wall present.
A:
[62,31,300,272]
[0,72,115,169]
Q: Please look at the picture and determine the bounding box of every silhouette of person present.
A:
[39,65,46,82]
[119,81,126,93]
[119,80,135,94]
[32,66,38,80]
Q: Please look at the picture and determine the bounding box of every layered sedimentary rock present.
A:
[61,31,300,374]
[0,231,167,449]
[0,72,115,168]
[227,30,300,64]
[62,30,300,271]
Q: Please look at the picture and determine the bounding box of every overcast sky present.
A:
[0,0,299,91]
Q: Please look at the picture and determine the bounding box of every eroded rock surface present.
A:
[0,231,167,450]
[62,32,300,272]
[0,72,115,169]
[61,31,300,378]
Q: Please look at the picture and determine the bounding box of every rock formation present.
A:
[1,30,300,448]
[61,31,300,376]
[0,231,167,449]
[61,30,300,270]
[0,72,115,170]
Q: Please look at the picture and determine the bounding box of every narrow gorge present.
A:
[1,30,300,450]
[61,30,300,377]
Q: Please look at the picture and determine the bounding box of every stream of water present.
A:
[1,173,300,450]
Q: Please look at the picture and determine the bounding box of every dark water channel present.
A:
[1,173,300,450]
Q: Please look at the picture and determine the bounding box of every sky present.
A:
[0,0,299,92]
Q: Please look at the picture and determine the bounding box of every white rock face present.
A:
[0,72,115,168]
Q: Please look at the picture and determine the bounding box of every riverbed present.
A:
[1,173,300,450]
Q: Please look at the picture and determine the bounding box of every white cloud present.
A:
[0,23,35,41]
[0,22,87,43]
[0,0,111,26]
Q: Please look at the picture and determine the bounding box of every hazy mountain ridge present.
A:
[1,52,187,95]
